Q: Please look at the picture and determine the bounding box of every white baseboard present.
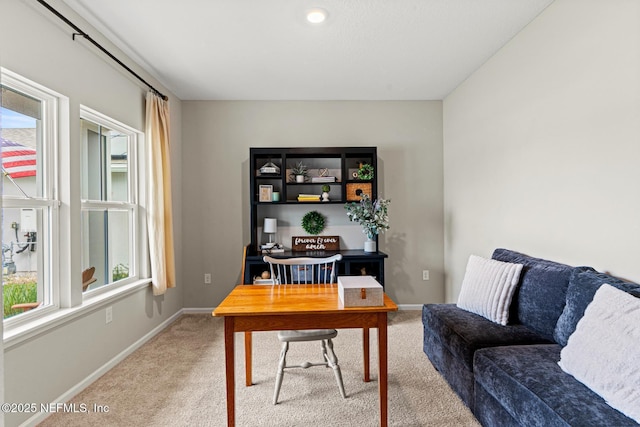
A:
[21,309,184,427]
[398,304,422,310]
[182,307,216,314]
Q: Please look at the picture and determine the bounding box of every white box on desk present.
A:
[338,276,383,307]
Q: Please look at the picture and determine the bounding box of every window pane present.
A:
[1,86,43,199]
[81,209,131,291]
[2,207,46,319]
[81,119,129,202]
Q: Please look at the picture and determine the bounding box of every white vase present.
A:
[364,237,376,253]
[322,192,329,202]
[296,175,305,183]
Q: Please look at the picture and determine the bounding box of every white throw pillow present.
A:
[456,255,523,325]
[558,284,640,423]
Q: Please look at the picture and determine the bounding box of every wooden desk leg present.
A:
[363,328,370,382]
[378,313,388,427]
[244,331,253,386]
[224,317,236,427]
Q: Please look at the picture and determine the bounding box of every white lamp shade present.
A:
[263,218,277,234]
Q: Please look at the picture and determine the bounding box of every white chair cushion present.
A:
[278,329,338,342]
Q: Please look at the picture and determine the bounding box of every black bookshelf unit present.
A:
[247,147,387,287]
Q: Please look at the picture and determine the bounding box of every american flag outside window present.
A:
[1,136,36,178]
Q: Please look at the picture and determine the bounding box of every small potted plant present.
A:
[345,194,390,252]
[290,161,308,183]
[321,184,330,202]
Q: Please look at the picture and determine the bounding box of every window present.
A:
[1,71,59,321]
[80,108,140,293]
[1,69,147,338]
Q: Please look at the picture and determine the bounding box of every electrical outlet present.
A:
[106,306,113,324]
[204,273,212,284]
[422,270,430,281]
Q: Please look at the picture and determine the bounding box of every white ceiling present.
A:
[62,0,553,101]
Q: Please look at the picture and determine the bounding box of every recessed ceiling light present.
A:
[306,8,328,24]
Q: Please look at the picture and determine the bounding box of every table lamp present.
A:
[263,218,277,248]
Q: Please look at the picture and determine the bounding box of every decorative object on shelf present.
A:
[259,160,280,175]
[262,217,285,253]
[262,218,278,248]
[345,194,390,253]
[357,163,374,180]
[301,210,326,235]
[253,270,273,284]
[297,194,321,202]
[346,182,372,201]
[259,185,273,202]
[321,184,330,202]
[292,235,340,251]
[311,168,337,183]
[272,191,280,202]
[290,161,308,183]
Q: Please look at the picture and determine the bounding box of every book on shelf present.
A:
[262,248,285,253]
[311,176,336,183]
[297,194,321,201]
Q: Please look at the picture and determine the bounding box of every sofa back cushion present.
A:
[554,267,640,346]
[492,248,574,340]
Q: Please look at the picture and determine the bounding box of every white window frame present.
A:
[2,69,150,347]
[80,106,144,297]
[1,68,62,329]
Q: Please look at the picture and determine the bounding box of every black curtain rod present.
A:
[36,0,168,101]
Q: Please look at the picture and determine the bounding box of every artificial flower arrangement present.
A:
[344,194,390,239]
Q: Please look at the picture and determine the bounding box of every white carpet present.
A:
[40,311,479,427]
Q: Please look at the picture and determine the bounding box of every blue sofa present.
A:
[422,249,640,426]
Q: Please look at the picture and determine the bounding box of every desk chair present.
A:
[262,254,346,404]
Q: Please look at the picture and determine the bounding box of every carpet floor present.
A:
[39,311,479,426]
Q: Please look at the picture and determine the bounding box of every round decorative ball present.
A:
[261,271,270,279]
[301,210,326,235]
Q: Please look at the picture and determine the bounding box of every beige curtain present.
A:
[145,92,176,295]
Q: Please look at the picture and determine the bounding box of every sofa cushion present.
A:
[474,344,638,426]
[492,248,574,340]
[457,255,523,325]
[558,284,640,423]
[554,267,640,346]
[422,304,550,372]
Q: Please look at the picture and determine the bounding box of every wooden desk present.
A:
[213,284,398,427]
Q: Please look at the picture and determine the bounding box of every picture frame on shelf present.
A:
[259,185,273,202]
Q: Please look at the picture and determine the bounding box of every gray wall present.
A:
[181,101,444,306]
[1,1,183,425]
[443,0,640,301]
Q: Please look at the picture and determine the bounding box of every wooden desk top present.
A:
[213,284,398,317]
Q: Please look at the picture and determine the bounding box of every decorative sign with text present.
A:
[292,236,340,252]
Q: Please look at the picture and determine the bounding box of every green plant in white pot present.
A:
[344,194,390,252]
[290,161,308,183]
[321,184,330,202]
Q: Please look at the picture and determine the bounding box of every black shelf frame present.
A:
[248,147,385,286]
